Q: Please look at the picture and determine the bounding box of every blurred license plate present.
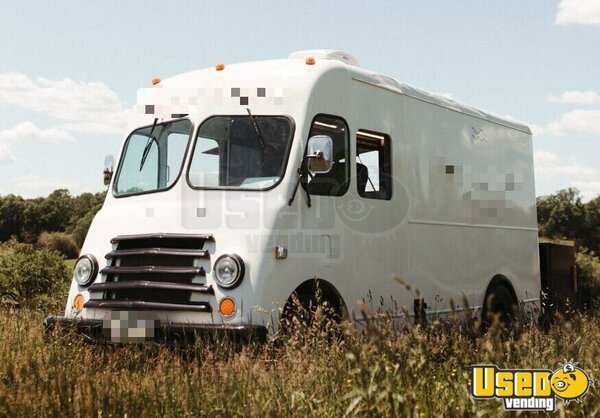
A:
[102,311,159,343]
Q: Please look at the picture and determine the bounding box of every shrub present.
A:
[576,248,600,307]
[0,242,70,306]
[37,231,79,259]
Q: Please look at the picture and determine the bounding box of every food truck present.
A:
[45,50,540,342]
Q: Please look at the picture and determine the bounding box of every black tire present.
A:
[279,282,344,335]
[281,293,341,328]
[482,285,520,333]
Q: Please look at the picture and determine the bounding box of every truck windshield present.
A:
[188,116,293,189]
[114,119,192,196]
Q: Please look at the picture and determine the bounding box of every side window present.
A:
[356,130,392,200]
[306,115,349,196]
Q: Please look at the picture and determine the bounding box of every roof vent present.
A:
[288,50,360,67]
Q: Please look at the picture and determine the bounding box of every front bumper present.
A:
[43,316,268,344]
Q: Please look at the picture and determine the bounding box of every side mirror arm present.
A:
[103,154,115,186]
[288,154,320,208]
[103,168,113,186]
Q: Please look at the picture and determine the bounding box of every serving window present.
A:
[356,130,392,200]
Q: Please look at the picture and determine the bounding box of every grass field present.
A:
[0,299,598,417]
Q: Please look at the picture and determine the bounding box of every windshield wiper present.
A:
[246,108,268,157]
[139,118,158,171]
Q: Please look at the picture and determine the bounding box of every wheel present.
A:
[279,281,345,336]
[281,292,341,328]
[482,285,520,333]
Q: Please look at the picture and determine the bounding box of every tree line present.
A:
[537,188,600,254]
[536,188,600,306]
[0,187,598,306]
[0,187,598,254]
[0,187,598,279]
[0,189,106,258]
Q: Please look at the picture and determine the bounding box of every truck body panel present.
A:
[58,50,540,336]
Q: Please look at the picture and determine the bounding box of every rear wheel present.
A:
[482,285,520,334]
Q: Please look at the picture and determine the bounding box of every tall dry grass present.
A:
[0,305,598,417]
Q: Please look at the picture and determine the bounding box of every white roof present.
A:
[288,49,360,67]
[348,66,531,134]
[285,49,530,134]
[155,50,531,134]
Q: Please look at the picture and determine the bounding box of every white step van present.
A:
[45,50,540,342]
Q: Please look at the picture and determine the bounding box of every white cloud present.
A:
[534,149,597,177]
[572,180,600,201]
[0,73,128,135]
[0,121,75,144]
[556,0,600,25]
[534,149,600,201]
[57,121,127,135]
[547,90,600,105]
[532,109,600,136]
[0,121,75,164]
[0,143,16,164]
[0,73,130,166]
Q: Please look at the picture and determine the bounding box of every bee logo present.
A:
[550,361,593,405]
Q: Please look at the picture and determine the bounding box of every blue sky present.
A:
[0,0,598,200]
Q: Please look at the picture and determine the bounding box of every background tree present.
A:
[67,191,106,247]
[0,189,106,250]
[0,195,26,241]
[536,188,586,245]
[582,195,600,253]
[537,188,600,306]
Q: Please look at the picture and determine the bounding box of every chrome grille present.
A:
[85,233,214,312]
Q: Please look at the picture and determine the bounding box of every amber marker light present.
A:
[151,77,161,86]
[215,63,225,71]
[73,294,85,312]
[305,56,316,65]
[219,297,236,317]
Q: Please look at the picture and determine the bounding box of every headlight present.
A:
[214,254,245,289]
[74,255,98,287]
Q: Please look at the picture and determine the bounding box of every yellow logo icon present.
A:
[550,362,592,405]
[471,361,593,412]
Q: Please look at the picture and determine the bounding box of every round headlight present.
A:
[74,255,98,287]
[214,254,245,289]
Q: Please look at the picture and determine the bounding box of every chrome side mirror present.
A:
[103,155,114,186]
[306,135,333,173]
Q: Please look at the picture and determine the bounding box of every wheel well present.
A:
[480,274,519,321]
[285,279,348,319]
[480,275,523,333]
[483,275,519,313]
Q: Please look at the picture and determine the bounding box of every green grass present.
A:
[0,305,598,417]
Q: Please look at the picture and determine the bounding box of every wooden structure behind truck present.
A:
[539,241,577,322]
